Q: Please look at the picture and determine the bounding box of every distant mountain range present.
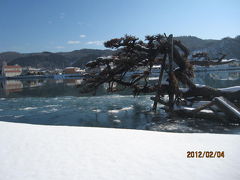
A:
[0,49,113,69]
[175,35,240,59]
[0,36,239,69]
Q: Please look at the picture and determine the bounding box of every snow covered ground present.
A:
[0,121,240,180]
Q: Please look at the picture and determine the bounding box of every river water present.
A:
[0,71,239,134]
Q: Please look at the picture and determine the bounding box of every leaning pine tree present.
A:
[79,34,240,121]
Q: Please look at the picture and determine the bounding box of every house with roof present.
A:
[1,61,22,77]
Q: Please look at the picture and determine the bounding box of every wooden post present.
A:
[168,34,174,112]
[152,53,167,111]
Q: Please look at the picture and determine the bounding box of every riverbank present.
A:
[0,121,239,180]
[0,73,86,80]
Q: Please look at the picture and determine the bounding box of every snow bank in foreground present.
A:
[0,122,239,180]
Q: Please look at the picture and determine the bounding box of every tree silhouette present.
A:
[79,34,240,120]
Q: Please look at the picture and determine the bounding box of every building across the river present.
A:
[63,67,84,74]
[1,61,22,77]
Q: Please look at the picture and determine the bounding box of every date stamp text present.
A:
[187,151,225,158]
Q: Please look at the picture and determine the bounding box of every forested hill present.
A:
[0,49,113,69]
[175,35,240,59]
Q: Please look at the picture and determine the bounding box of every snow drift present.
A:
[0,122,239,180]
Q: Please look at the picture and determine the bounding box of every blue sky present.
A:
[0,0,239,53]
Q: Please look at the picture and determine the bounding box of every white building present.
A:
[1,61,22,77]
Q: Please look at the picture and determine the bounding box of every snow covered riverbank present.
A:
[0,121,240,180]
